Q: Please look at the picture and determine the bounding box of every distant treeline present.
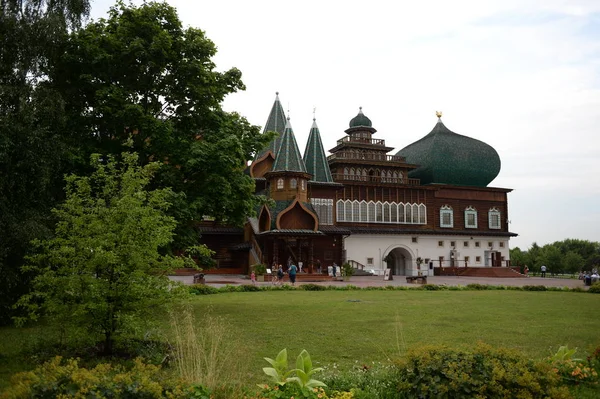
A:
[510,239,600,274]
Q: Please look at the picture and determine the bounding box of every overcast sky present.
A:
[91,0,600,250]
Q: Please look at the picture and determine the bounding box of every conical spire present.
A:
[272,118,307,173]
[303,118,333,182]
[257,92,287,158]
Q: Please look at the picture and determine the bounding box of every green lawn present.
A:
[1,289,599,390]
[189,290,600,370]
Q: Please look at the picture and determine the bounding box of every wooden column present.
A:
[309,239,314,273]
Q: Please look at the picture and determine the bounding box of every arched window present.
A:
[393,171,399,183]
[336,200,345,221]
[418,204,426,224]
[277,178,284,190]
[412,204,419,223]
[360,201,368,222]
[391,202,398,222]
[440,205,453,228]
[405,204,412,224]
[290,178,297,189]
[345,200,353,222]
[343,168,349,180]
[352,200,360,221]
[383,202,391,222]
[488,207,501,229]
[368,202,376,222]
[465,206,478,228]
[398,171,404,183]
[398,203,405,223]
[376,202,383,222]
[301,179,305,191]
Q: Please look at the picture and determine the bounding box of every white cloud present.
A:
[90,0,600,248]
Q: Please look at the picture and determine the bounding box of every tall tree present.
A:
[0,0,90,324]
[17,151,185,354]
[49,1,272,247]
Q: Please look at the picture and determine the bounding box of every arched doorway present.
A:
[385,247,413,276]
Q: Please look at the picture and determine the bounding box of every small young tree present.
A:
[17,151,186,354]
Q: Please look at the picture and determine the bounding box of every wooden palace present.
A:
[198,94,517,276]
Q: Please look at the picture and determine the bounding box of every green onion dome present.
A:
[349,107,372,128]
[396,115,501,187]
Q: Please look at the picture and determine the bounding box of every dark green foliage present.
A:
[239,284,261,292]
[323,363,402,399]
[466,283,490,290]
[588,282,600,294]
[0,1,91,325]
[395,343,572,399]
[510,239,600,275]
[523,285,547,291]
[421,284,446,290]
[189,284,219,295]
[300,284,327,291]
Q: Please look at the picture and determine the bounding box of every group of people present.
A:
[579,269,599,286]
[249,258,329,286]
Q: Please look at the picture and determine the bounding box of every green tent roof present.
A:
[272,118,307,173]
[256,92,287,159]
[303,119,333,182]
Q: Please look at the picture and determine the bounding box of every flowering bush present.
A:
[549,345,599,386]
[250,384,328,399]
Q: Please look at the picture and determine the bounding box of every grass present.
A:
[1,289,599,391]
[187,290,600,372]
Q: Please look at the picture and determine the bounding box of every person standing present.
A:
[316,259,322,274]
[332,262,337,277]
[288,263,297,285]
[251,271,256,285]
[541,265,547,278]
[524,265,529,276]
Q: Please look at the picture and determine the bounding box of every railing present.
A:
[337,136,385,146]
[331,174,420,185]
[327,152,406,162]
[347,259,365,270]
[250,234,263,264]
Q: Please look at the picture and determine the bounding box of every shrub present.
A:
[301,284,327,291]
[240,284,261,292]
[0,356,190,398]
[466,283,490,290]
[322,362,401,399]
[189,284,218,295]
[588,282,600,293]
[522,285,547,291]
[395,343,571,399]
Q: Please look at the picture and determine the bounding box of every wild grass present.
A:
[168,306,247,397]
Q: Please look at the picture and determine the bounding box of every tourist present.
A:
[251,270,256,285]
[288,263,297,285]
[316,259,322,274]
[277,266,284,284]
[332,262,337,277]
[524,265,529,276]
[540,265,547,278]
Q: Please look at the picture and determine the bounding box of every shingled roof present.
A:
[256,92,287,159]
[272,118,308,173]
[303,119,333,182]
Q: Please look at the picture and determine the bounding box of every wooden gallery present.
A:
[198,94,517,276]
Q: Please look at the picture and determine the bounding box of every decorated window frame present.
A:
[488,207,501,229]
[465,206,478,229]
[440,205,454,228]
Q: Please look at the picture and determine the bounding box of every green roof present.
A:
[396,118,501,187]
[303,119,333,182]
[256,92,287,159]
[272,118,307,173]
[349,107,372,128]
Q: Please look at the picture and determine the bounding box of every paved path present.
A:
[170,274,588,290]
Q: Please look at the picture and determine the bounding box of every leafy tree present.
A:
[0,0,90,324]
[563,251,584,275]
[540,246,563,275]
[16,151,186,354]
[49,1,272,248]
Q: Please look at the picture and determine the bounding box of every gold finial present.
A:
[435,111,442,118]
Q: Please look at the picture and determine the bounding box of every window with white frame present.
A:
[465,206,478,228]
[440,205,453,228]
[311,198,333,225]
[335,199,427,224]
[290,178,297,189]
[488,207,501,229]
[277,178,284,190]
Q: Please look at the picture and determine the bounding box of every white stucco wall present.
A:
[344,234,511,276]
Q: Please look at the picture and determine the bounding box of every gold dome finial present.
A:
[435,111,442,118]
